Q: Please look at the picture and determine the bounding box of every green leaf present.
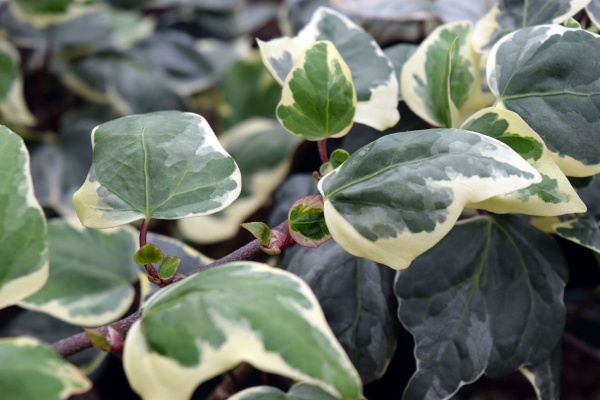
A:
[0,337,91,399]
[401,21,486,128]
[258,6,399,131]
[563,17,582,28]
[134,243,164,265]
[178,118,299,243]
[0,39,35,126]
[318,128,541,270]
[241,222,271,246]
[277,41,356,140]
[473,0,589,51]
[15,0,74,15]
[462,107,586,215]
[84,328,112,351]
[395,215,568,399]
[157,256,180,280]
[520,343,562,400]
[553,216,600,253]
[281,241,398,384]
[0,126,48,310]
[231,382,341,400]
[320,149,350,175]
[73,111,241,228]
[288,195,330,248]
[488,25,600,177]
[11,0,98,28]
[20,220,139,326]
[123,262,362,400]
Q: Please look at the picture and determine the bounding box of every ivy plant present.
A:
[1,1,600,399]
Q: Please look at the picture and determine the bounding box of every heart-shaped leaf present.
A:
[0,126,48,309]
[487,25,600,177]
[462,107,586,215]
[0,336,91,399]
[123,262,362,400]
[258,6,399,131]
[73,111,241,228]
[277,40,356,140]
[395,215,568,399]
[318,128,541,270]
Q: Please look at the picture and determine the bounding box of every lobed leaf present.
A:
[462,107,586,215]
[318,128,541,270]
[123,262,362,400]
[0,337,91,399]
[401,21,486,128]
[473,0,590,51]
[0,126,48,309]
[20,220,139,326]
[488,25,600,177]
[258,6,399,131]
[396,215,568,399]
[73,111,241,228]
[276,41,356,140]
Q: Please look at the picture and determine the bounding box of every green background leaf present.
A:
[230,382,340,400]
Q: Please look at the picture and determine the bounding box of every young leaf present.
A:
[178,119,299,244]
[318,128,541,270]
[0,336,91,399]
[462,107,586,215]
[401,21,486,128]
[395,215,568,399]
[473,0,589,51]
[277,40,356,141]
[157,256,180,280]
[288,195,330,248]
[257,6,399,131]
[553,216,600,253]
[73,111,241,228]
[123,262,362,400]
[0,126,48,310]
[84,328,112,352]
[230,382,340,400]
[321,149,350,175]
[281,241,398,384]
[134,243,164,265]
[20,220,139,326]
[241,222,271,246]
[0,39,35,126]
[488,25,600,177]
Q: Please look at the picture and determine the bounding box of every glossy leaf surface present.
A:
[318,128,541,270]
[0,337,91,399]
[396,215,568,399]
[73,111,241,228]
[488,25,600,176]
[124,262,362,400]
[277,41,356,140]
[21,220,139,326]
[281,241,398,384]
[258,6,399,130]
[0,126,48,309]
[462,107,586,215]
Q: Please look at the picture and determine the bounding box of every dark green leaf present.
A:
[134,243,164,265]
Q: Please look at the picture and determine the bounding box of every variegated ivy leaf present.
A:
[20,219,139,326]
[383,43,418,101]
[257,6,399,131]
[0,126,48,310]
[178,118,299,244]
[462,107,586,215]
[123,262,362,400]
[11,0,97,28]
[553,216,600,253]
[401,21,486,128]
[488,25,600,177]
[318,128,541,270]
[0,39,35,126]
[587,0,600,27]
[73,111,241,229]
[230,382,340,400]
[277,40,356,140]
[520,343,562,400]
[473,0,590,52]
[0,337,91,399]
[288,195,330,248]
[396,215,568,399]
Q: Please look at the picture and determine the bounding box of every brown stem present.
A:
[139,220,149,247]
[206,363,255,400]
[317,139,328,164]
[51,221,293,358]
